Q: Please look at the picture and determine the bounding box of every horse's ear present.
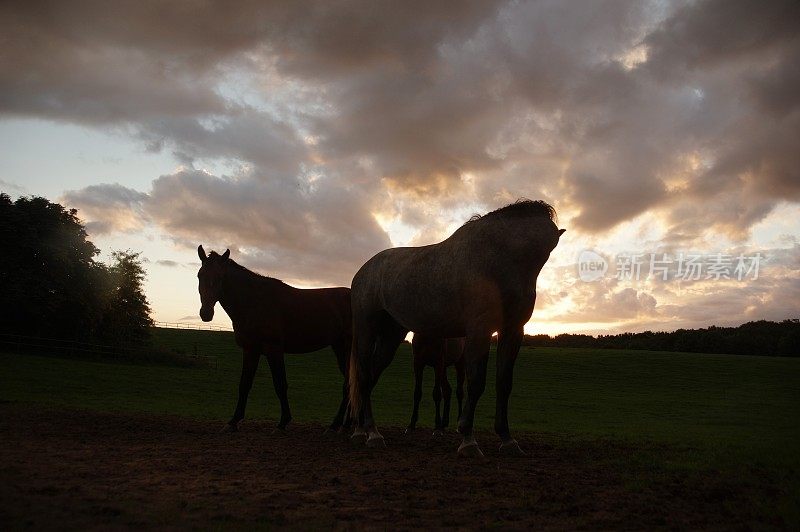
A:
[198,245,207,262]
[558,228,566,236]
[222,249,230,260]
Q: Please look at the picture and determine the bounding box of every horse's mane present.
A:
[208,251,286,285]
[464,198,557,226]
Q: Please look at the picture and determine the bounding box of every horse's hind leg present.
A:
[225,346,261,432]
[361,320,406,447]
[495,326,524,456]
[457,334,492,457]
[266,350,292,431]
[328,342,350,432]
[405,356,425,434]
[440,367,453,431]
[349,320,376,445]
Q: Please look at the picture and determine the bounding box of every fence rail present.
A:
[0,333,218,368]
[153,321,233,332]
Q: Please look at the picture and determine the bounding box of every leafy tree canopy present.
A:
[0,193,153,345]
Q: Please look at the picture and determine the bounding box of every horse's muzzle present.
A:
[199,306,214,322]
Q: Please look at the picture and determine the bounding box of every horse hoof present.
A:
[457,441,484,458]
[221,423,238,433]
[499,439,525,456]
[404,426,415,435]
[432,429,445,437]
[351,431,367,445]
[366,434,385,448]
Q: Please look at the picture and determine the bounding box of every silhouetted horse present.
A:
[348,200,564,456]
[405,334,465,436]
[197,246,352,432]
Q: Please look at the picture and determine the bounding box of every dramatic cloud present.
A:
[64,169,390,286]
[148,168,391,285]
[62,183,148,234]
[2,0,798,330]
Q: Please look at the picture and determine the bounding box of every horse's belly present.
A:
[283,337,331,354]
[387,288,502,336]
[392,307,467,338]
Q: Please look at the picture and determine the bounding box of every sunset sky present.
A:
[1,0,798,335]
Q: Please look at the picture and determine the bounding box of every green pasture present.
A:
[3,327,799,523]
[1,327,798,472]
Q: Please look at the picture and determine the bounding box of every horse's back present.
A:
[353,244,477,333]
[286,285,351,342]
[352,212,562,335]
[239,284,351,354]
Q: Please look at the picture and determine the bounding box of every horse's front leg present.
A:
[225,347,261,432]
[495,326,524,456]
[456,334,491,457]
[266,350,292,431]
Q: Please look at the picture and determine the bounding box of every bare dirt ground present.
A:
[0,403,785,530]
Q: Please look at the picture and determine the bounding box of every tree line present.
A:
[523,319,800,357]
[0,193,153,346]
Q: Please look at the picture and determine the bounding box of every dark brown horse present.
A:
[405,334,465,436]
[348,200,564,456]
[197,246,352,432]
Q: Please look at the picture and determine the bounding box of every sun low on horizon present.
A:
[1,0,798,336]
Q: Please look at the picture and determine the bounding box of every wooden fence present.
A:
[153,320,233,332]
[0,333,218,368]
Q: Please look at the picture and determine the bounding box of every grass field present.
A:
[1,327,799,524]
[2,328,798,464]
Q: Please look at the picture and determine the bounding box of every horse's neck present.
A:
[218,269,263,324]
[218,269,287,325]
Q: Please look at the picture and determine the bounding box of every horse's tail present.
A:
[348,325,361,418]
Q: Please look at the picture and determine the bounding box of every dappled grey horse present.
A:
[348,200,565,456]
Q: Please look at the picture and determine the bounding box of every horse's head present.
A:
[197,245,230,322]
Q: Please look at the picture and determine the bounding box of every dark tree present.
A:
[1,193,155,346]
[97,250,154,345]
[0,193,105,339]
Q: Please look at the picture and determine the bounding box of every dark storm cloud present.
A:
[138,111,308,177]
[640,0,800,237]
[5,0,798,237]
[0,0,499,122]
[644,0,800,77]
